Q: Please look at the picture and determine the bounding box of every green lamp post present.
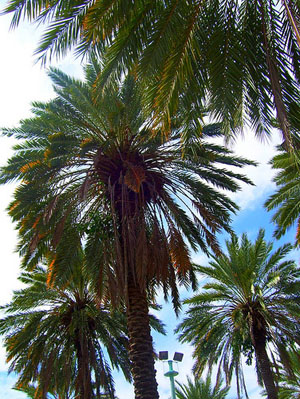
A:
[159,351,184,399]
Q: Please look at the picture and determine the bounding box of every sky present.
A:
[0,3,299,399]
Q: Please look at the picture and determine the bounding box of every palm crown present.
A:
[176,230,300,399]
[175,375,229,399]
[1,61,254,297]
[0,264,131,399]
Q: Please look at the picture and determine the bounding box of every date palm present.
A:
[176,230,300,399]
[265,148,300,244]
[0,263,131,399]
[175,376,229,399]
[3,0,300,143]
[0,59,254,399]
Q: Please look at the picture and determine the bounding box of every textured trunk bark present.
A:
[126,274,159,399]
[75,332,92,399]
[250,320,278,399]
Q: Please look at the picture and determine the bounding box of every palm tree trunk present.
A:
[126,273,159,399]
[75,332,92,399]
[250,320,278,399]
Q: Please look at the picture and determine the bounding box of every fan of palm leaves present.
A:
[3,0,300,143]
[0,264,131,399]
[265,147,300,244]
[175,375,229,399]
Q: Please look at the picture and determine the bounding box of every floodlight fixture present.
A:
[159,351,184,399]
[173,352,184,362]
[159,351,168,360]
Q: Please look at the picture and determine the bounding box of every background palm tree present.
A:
[0,263,131,399]
[0,59,254,399]
[3,0,300,143]
[265,147,300,244]
[175,376,229,399]
[176,230,300,399]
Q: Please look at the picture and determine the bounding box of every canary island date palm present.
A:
[176,230,300,399]
[175,375,229,399]
[3,0,300,143]
[265,148,300,245]
[0,263,131,399]
[0,59,254,399]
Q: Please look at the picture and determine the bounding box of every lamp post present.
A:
[159,351,184,399]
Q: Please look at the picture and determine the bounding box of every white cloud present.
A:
[0,9,84,397]
[0,10,84,127]
[0,371,27,399]
[228,129,281,210]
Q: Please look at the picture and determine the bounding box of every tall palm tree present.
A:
[175,376,229,399]
[265,148,300,244]
[176,230,300,399]
[0,263,131,399]
[3,0,300,143]
[0,59,254,399]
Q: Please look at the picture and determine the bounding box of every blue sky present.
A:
[0,2,299,398]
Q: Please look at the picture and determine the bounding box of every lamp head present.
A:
[173,352,184,362]
[158,351,169,360]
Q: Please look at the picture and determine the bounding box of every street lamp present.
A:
[158,351,184,399]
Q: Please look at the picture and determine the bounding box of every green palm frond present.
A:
[0,263,130,399]
[277,349,300,399]
[176,229,300,398]
[175,375,229,399]
[3,0,300,143]
[265,148,300,243]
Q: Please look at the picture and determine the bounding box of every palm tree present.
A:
[0,59,254,399]
[175,376,229,399]
[176,230,300,399]
[265,148,300,244]
[0,265,130,399]
[3,0,300,144]
[0,263,131,399]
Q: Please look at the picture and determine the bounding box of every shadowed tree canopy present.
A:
[265,147,300,245]
[0,59,254,399]
[3,0,300,143]
[0,263,131,399]
[176,230,300,399]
